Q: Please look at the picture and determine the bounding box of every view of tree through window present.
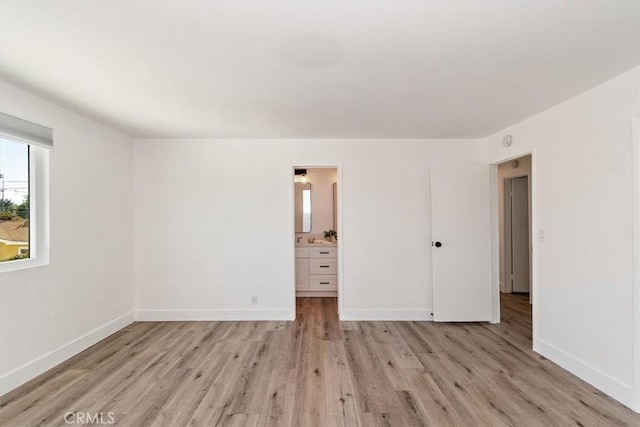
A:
[0,138,30,262]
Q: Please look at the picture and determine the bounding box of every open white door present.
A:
[431,165,492,322]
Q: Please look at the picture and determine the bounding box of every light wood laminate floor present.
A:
[1,294,639,426]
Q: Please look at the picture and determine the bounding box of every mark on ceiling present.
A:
[280,34,342,69]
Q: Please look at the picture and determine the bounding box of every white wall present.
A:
[486,67,640,411]
[134,139,485,320]
[497,155,532,292]
[0,82,135,395]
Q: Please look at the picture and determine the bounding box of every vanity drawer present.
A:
[309,247,337,258]
[295,247,309,258]
[309,275,337,291]
[309,259,337,274]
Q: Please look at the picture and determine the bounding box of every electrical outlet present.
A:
[250,295,258,305]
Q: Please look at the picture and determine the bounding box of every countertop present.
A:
[295,240,337,247]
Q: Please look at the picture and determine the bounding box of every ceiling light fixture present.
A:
[294,168,308,183]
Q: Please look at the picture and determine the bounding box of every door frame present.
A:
[290,163,344,320]
[632,114,640,411]
[490,150,536,326]
[503,173,531,294]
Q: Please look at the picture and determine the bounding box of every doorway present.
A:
[495,154,532,332]
[505,175,530,294]
[292,166,341,319]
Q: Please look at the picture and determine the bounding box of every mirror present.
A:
[295,182,312,233]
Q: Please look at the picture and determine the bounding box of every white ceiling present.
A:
[0,1,638,139]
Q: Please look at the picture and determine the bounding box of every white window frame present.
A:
[0,141,49,273]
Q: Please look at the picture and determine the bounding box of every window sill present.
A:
[0,257,49,274]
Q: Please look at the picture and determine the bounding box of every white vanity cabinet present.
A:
[295,248,309,291]
[295,245,337,295]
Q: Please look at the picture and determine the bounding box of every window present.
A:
[0,113,51,272]
[0,138,30,262]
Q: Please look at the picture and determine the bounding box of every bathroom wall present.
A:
[295,167,337,238]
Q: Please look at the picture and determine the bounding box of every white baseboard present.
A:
[340,309,433,321]
[533,338,634,410]
[0,311,135,396]
[135,309,295,321]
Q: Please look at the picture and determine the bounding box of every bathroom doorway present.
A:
[292,166,341,319]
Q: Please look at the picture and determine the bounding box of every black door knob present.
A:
[434,241,443,248]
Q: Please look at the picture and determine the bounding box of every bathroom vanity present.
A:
[295,241,337,297]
